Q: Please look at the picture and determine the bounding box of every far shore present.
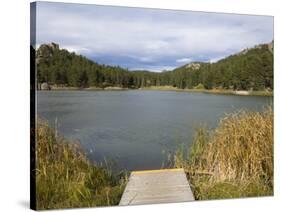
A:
[39,85,273,96]
[48,86,128,91]
[140,86,273,96]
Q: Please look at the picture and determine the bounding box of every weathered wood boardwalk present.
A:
[119,168,194,206]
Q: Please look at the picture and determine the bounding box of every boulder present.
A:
[41,82,51,90]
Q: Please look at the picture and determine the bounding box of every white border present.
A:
[0,0,279,211]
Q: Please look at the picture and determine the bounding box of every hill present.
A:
[35,41,273,91]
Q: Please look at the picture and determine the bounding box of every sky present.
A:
[35,2,274,72]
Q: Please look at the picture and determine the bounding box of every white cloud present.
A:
[176,58,193,63]
[209,55,225,63]
[131,65,177,72]
[35,2,274,71]
[61,45,90,54]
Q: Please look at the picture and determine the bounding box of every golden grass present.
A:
[35,120,127,209]
[174,107,273,199]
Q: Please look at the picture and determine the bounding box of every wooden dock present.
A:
[119,168,194,206]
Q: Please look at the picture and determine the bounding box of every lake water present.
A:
[37,90,272,171]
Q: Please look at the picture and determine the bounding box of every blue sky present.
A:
[35,2,273,72]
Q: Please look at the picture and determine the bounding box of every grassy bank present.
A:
[49,85,128,91]
[35,120,127,210]
[140,86,273,96]
[41,85,273,96]
[174,108,273,200]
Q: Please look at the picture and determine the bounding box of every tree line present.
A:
[35,42,273,90]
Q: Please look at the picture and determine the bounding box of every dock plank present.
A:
[119,168,194,206]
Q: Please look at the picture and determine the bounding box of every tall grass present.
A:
[35,120,127,210]
[174,107,273,200]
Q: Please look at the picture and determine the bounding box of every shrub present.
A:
[194,83,205,89]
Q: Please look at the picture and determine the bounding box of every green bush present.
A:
[193,83,204,89]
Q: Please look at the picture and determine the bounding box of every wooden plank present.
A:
[119,168,194,206]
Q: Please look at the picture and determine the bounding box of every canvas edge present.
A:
[30,1,37,211]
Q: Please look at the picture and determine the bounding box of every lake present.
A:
[37,90,272,171]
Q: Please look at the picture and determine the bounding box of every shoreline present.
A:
[139,86,273,96]
[38,86,273,96]
[36,107,273,206]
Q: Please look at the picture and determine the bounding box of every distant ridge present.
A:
[35,41,273,91]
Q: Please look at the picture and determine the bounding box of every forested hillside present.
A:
[35,42,273,90]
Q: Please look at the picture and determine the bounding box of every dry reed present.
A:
[174,107,273,199]
[35,120,127,209]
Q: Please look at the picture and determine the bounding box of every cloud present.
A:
[176,58,193,63]
[35,2,274,71]
[131,65,177,72]
[209,55,226,63]
[61,45,91,54]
